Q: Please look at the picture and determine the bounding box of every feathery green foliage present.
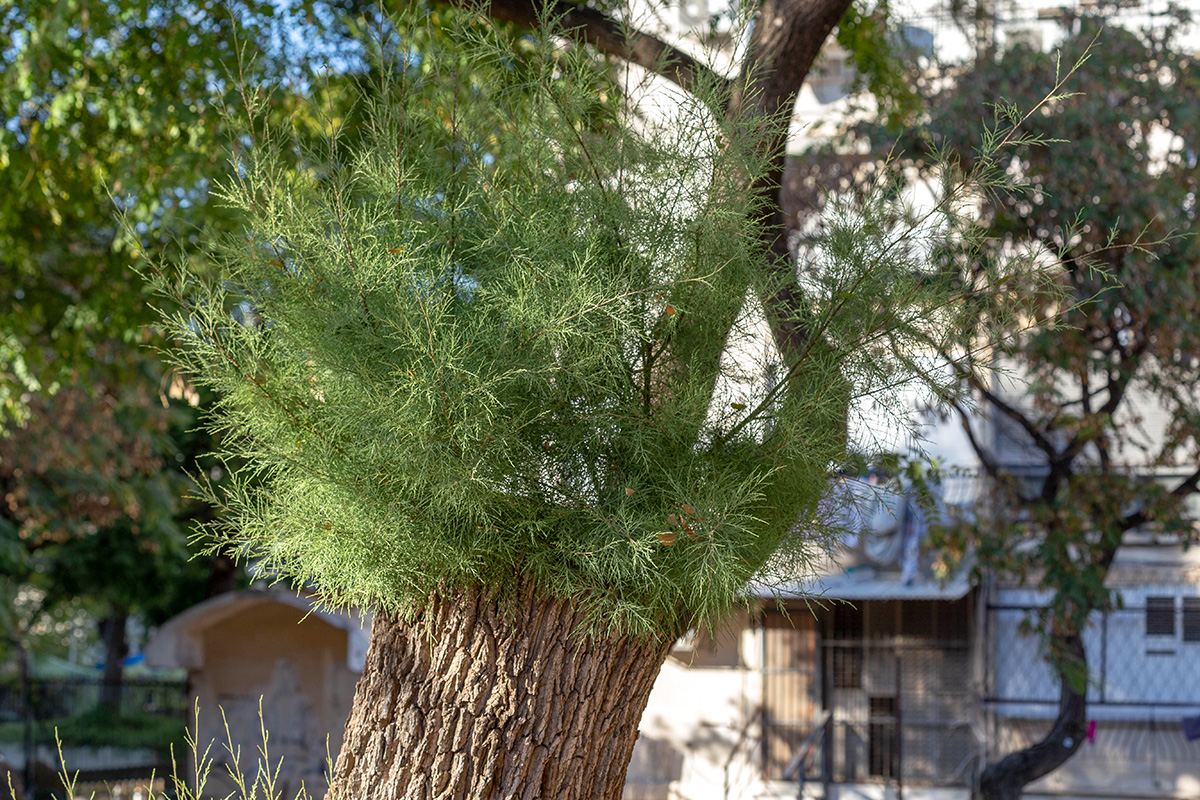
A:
[142,6,1056,639]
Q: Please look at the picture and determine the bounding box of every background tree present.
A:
[905,19,1200,800]
[0,361,227,709]
[0,0,354,753]
[146,4,1054,797]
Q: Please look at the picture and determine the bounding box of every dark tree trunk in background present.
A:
[99,608,129,712]
[732,0,852,358]
[206,552,239,597]
[978,633,1088,800]
[327,584,671,800]
[18,642,35,799]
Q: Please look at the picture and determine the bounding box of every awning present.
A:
[765,570,973,601]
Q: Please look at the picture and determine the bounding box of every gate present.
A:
[761,599,981,791]
[821,599,980,791]
[823,639,977,787]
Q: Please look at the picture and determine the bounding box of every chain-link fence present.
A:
[986,601,1200,799]
[987,601,1200,708]
[0,677,188,722]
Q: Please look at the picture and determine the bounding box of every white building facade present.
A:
[620,1,1200,798]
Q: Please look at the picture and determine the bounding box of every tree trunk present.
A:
[18,641,35,799]
[99,608,129,712]
[978,633,1087,800]
[327,582,673,800]
[736,0,853,358]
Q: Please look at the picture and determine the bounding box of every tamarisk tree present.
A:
[146,5,1042,798]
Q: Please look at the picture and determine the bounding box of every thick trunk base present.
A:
[327,584,671,800]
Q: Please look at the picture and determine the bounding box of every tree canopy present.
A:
[907,18,1200,799]
[147,2,1054,641]
[0,0,352,682]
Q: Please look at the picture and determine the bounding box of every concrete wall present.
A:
[188,602,358,799]
[626,609,767,799]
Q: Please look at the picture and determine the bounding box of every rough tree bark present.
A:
[327,583,671,800]
[731,0,854,357]
[978,633,1087,800]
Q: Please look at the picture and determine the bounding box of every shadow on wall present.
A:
[624,736,684,800]
[208,660,330,799]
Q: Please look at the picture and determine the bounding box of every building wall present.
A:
[626,608,774,799]
[189,602,359,799]
[625,599,977,799]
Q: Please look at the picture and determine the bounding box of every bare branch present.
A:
[1121,464,1200,531]
[944,354,1059,459]
[949,397,1001,479]
[1058,335,1147,466]
[463,0,732,109]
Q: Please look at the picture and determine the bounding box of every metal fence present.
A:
[0,676,188,799]
[987,602,1200,710]
[820,640,980,788]
[985,601,1200,799]
[762,600,982,792]
[0,676,188,722]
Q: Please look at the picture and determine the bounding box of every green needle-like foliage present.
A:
[141,7,1048,640]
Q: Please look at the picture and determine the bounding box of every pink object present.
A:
[1086,719,1097,744]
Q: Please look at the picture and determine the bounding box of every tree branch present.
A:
[949,396,1001,479]
[733,0,853,358]
[471,0,856,409]
[944,354,1059,460]
[1121,464,1200,531]
[463,0,732,108]
[1057,334,1147,467]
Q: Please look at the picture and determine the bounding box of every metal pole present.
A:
[1101,610,1108,704]
[822,638,832,798]
[895,649,903,800]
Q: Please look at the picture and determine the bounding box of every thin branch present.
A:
[1057,335,1147,466]
[950,396,1001,479]
[1121,464,1200,531]
[518,269,723,350]
[944,353,1059,459]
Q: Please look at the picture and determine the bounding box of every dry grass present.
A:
[5,700,326,800]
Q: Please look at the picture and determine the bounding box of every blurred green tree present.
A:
[0,361,208,706]
[0,0,343,709]
[910,20,1200,799]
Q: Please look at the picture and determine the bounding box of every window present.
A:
[1184,598,1200,643]
[1146,596,1176,637]
[867,696,898,778]
[829,602,863,688]
[832,602,864,639]
[832,646,863,689]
